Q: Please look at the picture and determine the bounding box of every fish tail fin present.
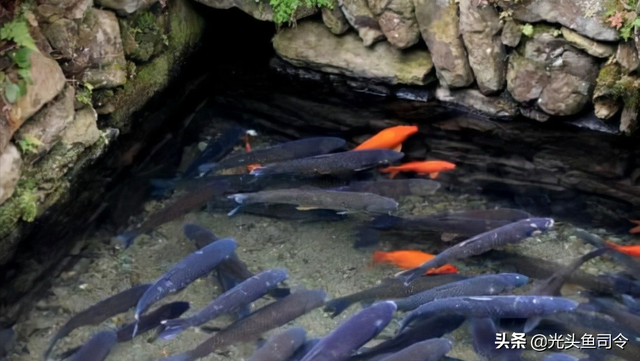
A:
[523,316,541,333]
[605,241,621,251]
[198,163,217,174]
[378,166,392,174]
[132,320,139,339]
[227,205,243,217]
[393,144,402,152]
[389,171,399,179]
[429,172,440,179]
[396,267,423,286]
[372,251,389,264]
[324,298,352,318]
[115,231,139,249]
[159,319,191,340]
[235,305,252,320]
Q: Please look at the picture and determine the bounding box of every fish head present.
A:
[501,273,530,287]
[523,218,555,236]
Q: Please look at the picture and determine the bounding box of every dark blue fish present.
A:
[44,283,151,359]
[622,294,640,315]
[0,328,15,359]
[333,179,441,199]
[246,327,307,361]
[397,218,554,285]
[394,273,528,311]
[250,150,404,177]
[351,315,465,360]
[199,137,347,175]
[68,330,117,361]
[470,318,521,361]
[300,301,397,361]
[398,296,578,334]
[156,290,326,361]
[585,293,640,334]
[182,127,246,178]
[289,339,321,361]
[159,269,289,340]
[133,238,237,336]
[377,338,453,361]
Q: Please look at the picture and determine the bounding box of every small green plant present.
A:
[132,12,159,34]
[270,0,334,26]
[76,82,94,105]
[16,134,43,154]
[520,23,534,37]
[0,17,36,104]
[604,0,640,41]
[0,17,37,51]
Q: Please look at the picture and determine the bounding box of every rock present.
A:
[497,0,619,41]
[501,19,522,47]
[43,19,78,60]
[339,0,386,46]
[83,64,128,89]
[321,6,350,35]
[0,144,22,206]
[435,86,519,118]
[273,20,434,86]
[616,41,640,73]
[592,63,622,120]
[617,75,640,134]
[37,0,93,20]
[119,11,169,62]
[519,106,550,122]
[95,0,159,15]
[561,27,616,58]
[594,98,622,119]
[194,0,317,22]
[620,101,639,134]
[61,106,101,147]
[67,8,126,81]
[413,0,474,88]
[459,0,506,94]
[506,32,598,116]
[13,86,76,159]
[368,0,420,49]
[0,51,66,151]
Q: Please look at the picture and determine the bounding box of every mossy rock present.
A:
[119,8,169,63]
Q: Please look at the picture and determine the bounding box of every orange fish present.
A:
[629,219,640,234]
[379,160,456,179]
[605,241,640,258]
[243,134,261,171]
[354,125,419,152]
[372,250,459,275]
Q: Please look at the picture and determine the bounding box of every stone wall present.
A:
[0,0,204,262]
[203,0,640,133]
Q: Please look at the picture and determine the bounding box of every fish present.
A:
[605,241,640,258]
[527,248,608,296]
[470,318,522,361]
[198,137,347,175]
[182,127,246,178]
[379,161,456,179]
[585,293,640,334]
[300,301,397,361]
[393,273,529,312]
[58,302,190,359]
[227,188,398,216]
[215,203,349,222]
[133,238,237,336]
[44,283,151,359]
[575,229,640,274]
[333,179,441,199]
[116,179,230,248]
[289,339,321,361]
[372,250,458,275]
[68,330,118,361]
[541,354,579,361]
[398,295,578,334]
[622,294,640,315]
[0,328,15,359]
[377,338,453,361]
[159,269,289,340]
[246,327,307,361]
[250,150,404,177]
[155,289,326,361]
[350,315,465,360]
[629,219,640,234]
[323,274,467,317]
[354,125,419,152]
[396,217,554,285]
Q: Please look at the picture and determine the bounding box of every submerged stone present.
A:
[459,0,506,95]
[273,20,434,86]
[0,145,22,206]
[413,0,473,88]
[497,0,619,41]
[340,0,386,46]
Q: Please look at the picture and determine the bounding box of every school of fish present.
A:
[25,125,640,361]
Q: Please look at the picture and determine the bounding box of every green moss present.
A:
[613,76,640,109]
[0,179,39,238]
[120,9,169,63]
[596,63,622,89]
[270,0,334,26]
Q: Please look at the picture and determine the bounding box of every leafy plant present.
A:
[0,17,36,50]
[604,0,640,41]
[16,134,43,154]
[0,17,36,104]
[270,0,334,26]
[520,24,534,37]
[76,82,94,105]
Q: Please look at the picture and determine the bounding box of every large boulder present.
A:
[368,0,420,49]
[497,0,619,41]
[340,0,386,46]
[413,0,473,88]
[273,20,434,85]
[459,0,506,94]
[506,31,598,118]
[95,0,159,15]
[0,145,22,206]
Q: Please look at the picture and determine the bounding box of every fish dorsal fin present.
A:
[429,172,440,179]
[393,144,402,152]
